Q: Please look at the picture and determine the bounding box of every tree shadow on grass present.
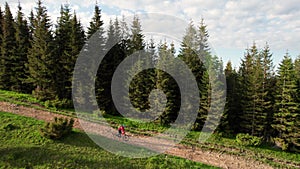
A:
[58,131,99,148]
[0,146,142,169]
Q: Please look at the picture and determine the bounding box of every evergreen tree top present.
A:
[87,3,104,38]
[131,15,142,36]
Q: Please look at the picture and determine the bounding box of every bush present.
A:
[236,133,262,147]
[40,117,74,140]
[44,98,73,109]
[274,137,289,151]
[3,123,18,131]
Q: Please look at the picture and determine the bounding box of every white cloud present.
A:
[0,0,299,66]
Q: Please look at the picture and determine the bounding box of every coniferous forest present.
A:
[0,0,299,152]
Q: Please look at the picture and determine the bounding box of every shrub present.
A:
[274,137,289,151]
[44,98,73,109]
[3,123,18,131]
[236,133,262,147]
[40,117,74,140]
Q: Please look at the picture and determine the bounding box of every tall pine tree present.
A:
[294,56,300,103]
[223,61,241,133]
[0,3,16,90]
[14,3,32,93]
[27,0,56,101]
[87,3,104,39]
[260,43,276,140]
[96,18,126,115]
[128,15,145,53]
[154,42,180,125]
[273,53,300,150]
[239,43,269,136]
[0,7,3,45]
[54,4,79,102]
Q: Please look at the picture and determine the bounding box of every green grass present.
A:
[0,90,76,117]
[0,112,218,169]
[0,90,41,106]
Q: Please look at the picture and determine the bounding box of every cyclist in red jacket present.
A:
[118,124,125,137]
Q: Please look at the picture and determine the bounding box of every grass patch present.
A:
[0,112,218,169]
[0,90,76,117]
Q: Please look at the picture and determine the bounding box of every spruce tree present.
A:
[260,43,275,141]
[77,3,106,113]
[128,15,145,53]
[295,56,300,103]
[120,15,129,40]
[27,0,56,101]
[0,7,3,44]
[0,3,16,90]
[54,4,73,100]
[154,42,180,125]
[70,12,85,62]
[125,15,154,118]
[252,45,268,136]
[239,45,256,135]
[28,10,34,41]
[14,3,32,93]
[96,18,126,115]
[238,43,270,136]
[205,56,226,133]
[196,19,225,133]
[113,17,122,42]
[223,61,241,133]
[87,3,104,39]
[147,38,157,63]
[178,21,206,130]
[273,53,300,150]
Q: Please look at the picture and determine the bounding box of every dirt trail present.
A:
[0,102,273,169]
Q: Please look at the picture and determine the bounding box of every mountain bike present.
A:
[112,132,129,141]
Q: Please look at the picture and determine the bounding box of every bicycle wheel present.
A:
[123,134,129,141]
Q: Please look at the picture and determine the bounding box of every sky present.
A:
[1,0,300,69]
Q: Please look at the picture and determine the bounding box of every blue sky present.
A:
[1,0,300,69]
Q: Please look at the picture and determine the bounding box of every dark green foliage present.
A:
[96,18,126,115]
[0,7,3,40]
[223,61,241,133]
[27,0,56,101]
[3,123,18,131]
[295,56,300,103]
[154,42,180,125]
[54,5,85,102]
[14,3,32,93]
[260,43,276,141]
[206,56,226,133]
[40,117,74,140]
[236,133,262,147]
[178,21,207,130]
[127,15,145,53]
[239,43,269,137]
[0,3,16,90]
[54,4,73,100]
[87,3,104,38]
[28,10,34,40]
[273,53,300,151]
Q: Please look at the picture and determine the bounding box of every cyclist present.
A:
[118,124,125,137]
